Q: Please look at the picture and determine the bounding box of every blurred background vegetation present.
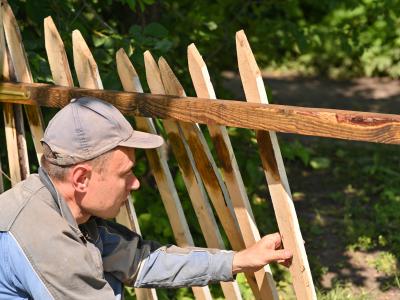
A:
[1,0,400,299]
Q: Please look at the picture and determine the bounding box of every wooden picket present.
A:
[188,43,279,299]
[236,30,316,300]
[1,0,29,184]
[0,3,357,299]
[2,0,44,163]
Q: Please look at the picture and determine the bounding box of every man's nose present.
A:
[130,175,140,190]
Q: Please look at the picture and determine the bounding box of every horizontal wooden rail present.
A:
[1,81,400,145]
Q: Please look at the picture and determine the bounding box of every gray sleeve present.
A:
[92,219,234,288]
[134,245,235,288]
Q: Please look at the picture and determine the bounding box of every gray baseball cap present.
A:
[41,96,164,165]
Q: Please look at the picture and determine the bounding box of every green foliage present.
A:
[9,0,400,97]
[317,283,372,300]
[371,251,398,276]
[348,236,374,252]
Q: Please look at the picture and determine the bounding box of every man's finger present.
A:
[268,249,293,263]
[266,232,282,249]
[278,258,292,268]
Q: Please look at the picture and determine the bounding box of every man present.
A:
[0,97,292,299]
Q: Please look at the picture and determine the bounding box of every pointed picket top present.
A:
[44,16,73,87]
[72,29,103,89]
[158,57,186,97]
[144,50,165,95]
[187,43,216,99]
[116,48,143,93]
[2,0,32,83]
[0,5,7,78]
[236,30,316,300]
[236,30,269,104]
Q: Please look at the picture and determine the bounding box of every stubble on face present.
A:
[83,147,137,219]
[111,148,137,217]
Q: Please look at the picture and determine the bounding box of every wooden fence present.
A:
[1,1,399,299]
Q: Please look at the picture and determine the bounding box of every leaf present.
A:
[144,23,169,38]
[206,21,218,31]
[154,39,173,52]
[125,0,136,11]
[310,157,331,170]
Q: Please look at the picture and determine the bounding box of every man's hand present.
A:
[232,232,293,274]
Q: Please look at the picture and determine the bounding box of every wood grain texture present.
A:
[188,43,279,300]
[44,16,74,86]
[116,48,194,247]
[236,30,316,300]
[143,50,215,300]
[2,0,44,161]
[44,17,74,87]
[158,57,243,250]
[1,2,30,181]
[141,50,242,300]
[71,30,159,300]
[157,56,269,299]
[1,81,400,145]
[1,4,21,185]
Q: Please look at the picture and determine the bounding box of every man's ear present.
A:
[71,164,92,192]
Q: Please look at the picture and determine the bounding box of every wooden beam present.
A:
[236,30,316,300]
[188,43,279,300]
[140,50,242,300]
[1,81,400,145]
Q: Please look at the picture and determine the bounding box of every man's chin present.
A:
[109,207,122,219]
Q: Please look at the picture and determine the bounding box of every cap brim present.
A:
[119,130,164,149]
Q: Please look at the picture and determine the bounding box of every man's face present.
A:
[81,147,140,219]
